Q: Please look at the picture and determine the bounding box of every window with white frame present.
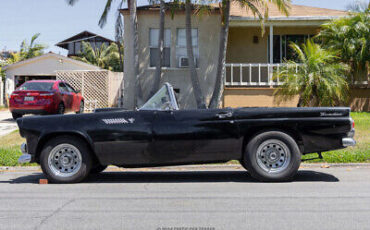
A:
[176,28,199,67]
[149,28,171,67]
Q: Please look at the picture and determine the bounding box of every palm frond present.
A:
[98,0,114,28]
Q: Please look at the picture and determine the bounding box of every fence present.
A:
[225,63,301,86]
[0,78,3,106]
[56,70,123,111]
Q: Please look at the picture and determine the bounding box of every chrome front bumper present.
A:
[18,142,31,164]
[342,138,356,147]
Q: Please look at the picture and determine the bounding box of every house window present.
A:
[68,42,74,55]
[75,42,81,54]
[268,34,314,63]
[149,28,171,67]
[176,28,199,67]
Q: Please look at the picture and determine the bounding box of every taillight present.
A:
[352,119,355,129]
[10,93,18,99]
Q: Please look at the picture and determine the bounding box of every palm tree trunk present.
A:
[209,0,230,109]
[129,0,143,109]
[150,0,165,98]
[185,0,206,109]
[116,41,124,71]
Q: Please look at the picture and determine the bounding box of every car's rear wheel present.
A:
[241,131,301,182]
[40,136,92,183]
[76,101,84,114]
[12,113,22,120]
[57,103,65,114]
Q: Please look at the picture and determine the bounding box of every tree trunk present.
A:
[352,62,368,83]
[129,0,143,109]
[149,0,165,98]
[116,41,124,71]
[209,0,230,109]
[185,0,206,109]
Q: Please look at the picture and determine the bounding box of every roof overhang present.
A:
[3,52,101,71]
[229,16,344,27]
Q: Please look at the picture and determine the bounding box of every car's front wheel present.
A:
[241,131,301,182]
[40,136,92,183]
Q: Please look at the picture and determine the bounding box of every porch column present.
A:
[269,25,273,64]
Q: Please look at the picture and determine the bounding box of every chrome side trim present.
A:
[18,154,31,164]
[342,138,356,147]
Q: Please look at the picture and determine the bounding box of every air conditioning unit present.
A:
[179,56,197,68]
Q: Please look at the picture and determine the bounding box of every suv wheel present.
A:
[241,131,301,182]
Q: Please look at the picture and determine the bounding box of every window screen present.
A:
[149,28,171,67]
[176,28,199,67]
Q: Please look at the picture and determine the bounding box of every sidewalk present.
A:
[0,111,17,136]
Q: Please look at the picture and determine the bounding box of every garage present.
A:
[3,52,100,97]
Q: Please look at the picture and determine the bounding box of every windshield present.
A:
[139,83,179,111]
[18,82,54,91]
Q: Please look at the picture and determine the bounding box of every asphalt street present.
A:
[0,165,369,230]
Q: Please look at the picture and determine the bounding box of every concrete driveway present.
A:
[0,111,17,136]
[0,164,369,230]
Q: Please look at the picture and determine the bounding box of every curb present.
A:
[1,163,370,172]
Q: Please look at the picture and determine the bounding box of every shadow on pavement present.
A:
[3,170,339,184]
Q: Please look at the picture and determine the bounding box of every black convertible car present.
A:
[17,83,356,183]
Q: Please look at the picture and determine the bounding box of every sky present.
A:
[0,0,360,56]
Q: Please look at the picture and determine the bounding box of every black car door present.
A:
[90,110,155,166]
[150,108,241,165]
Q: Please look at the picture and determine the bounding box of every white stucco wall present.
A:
[4,54,100,95]
[123,11,221,109]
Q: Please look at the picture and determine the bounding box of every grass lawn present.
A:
[0,112,369,166]
[0,130,37,166]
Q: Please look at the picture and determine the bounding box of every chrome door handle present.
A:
[216,111,232,119]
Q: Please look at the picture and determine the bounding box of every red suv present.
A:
[9,80,84,119]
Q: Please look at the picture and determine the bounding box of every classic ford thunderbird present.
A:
[17,83,356,183]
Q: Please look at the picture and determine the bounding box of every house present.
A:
[120,2,369,111]
[56,31,115,57]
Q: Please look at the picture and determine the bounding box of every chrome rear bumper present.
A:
[18,143,31,164]
[342,138,356,147]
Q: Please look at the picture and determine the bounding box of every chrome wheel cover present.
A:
[256,139,291,174]
[48,144,82,177]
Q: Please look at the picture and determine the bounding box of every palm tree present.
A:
[318,10,370,83]
[20,33,47,60]
[66,0,141,108]
[208,0,290,108]
[149,0,166,98]
[185,0,207,109]
[274,40,349,107]
[73,41,122,71]
[346,0,370,12]
[5,33,47,64]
